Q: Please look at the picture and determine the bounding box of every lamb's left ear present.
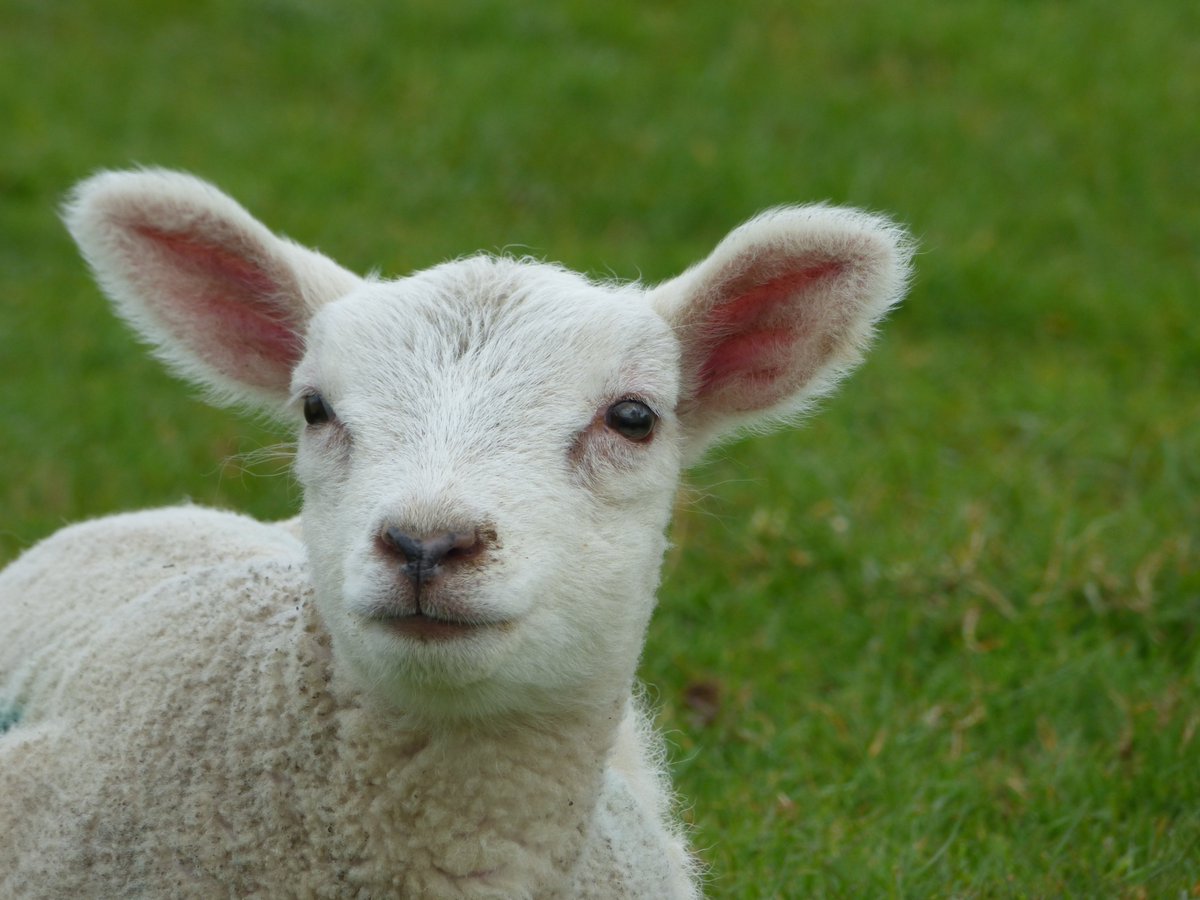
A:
[649,205,913,458]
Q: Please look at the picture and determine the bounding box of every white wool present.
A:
[0,170,911,898]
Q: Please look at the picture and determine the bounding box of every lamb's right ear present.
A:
[63,169,362,409]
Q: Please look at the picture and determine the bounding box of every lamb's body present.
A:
[0,170,909,897]
[0,507,687,898]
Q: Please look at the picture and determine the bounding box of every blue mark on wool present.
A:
[0,702,21,735]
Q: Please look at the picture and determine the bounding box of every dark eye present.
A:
[303,392,334,426]
[604,399,657,441]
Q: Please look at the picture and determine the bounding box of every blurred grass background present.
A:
[1,0,1197,895]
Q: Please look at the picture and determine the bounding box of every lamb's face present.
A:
[291,258,684,718]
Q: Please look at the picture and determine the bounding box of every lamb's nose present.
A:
[379,527,483,586]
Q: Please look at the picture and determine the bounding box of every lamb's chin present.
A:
[340,618,518,690]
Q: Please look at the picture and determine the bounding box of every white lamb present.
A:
[0,170,911,899]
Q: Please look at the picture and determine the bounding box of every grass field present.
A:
[2,1,1198,895]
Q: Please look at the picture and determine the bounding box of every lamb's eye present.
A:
[303,392,334,426]
[604,400,657,442]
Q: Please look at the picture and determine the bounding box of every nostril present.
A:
[381,527,424,564]
[434,530,482,563]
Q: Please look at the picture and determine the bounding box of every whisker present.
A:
[223,442,298,478]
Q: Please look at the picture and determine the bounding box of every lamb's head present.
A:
[65,170,911,720]
[292,259,688,718]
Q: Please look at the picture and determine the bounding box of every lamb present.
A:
[0,169,912,899]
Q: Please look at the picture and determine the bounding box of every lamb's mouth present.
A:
[370,611,511,642]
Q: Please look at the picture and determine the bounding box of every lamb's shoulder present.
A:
[0,504,307,700]
[2,505,303,601]
[0,510,333,897]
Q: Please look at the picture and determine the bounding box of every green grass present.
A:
[2,1,1198,895]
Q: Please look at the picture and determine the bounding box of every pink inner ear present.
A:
[135,226,304,388]
[137,226,280,298]
[697,261,843,398]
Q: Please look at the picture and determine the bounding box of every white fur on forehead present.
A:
[298,255,681,415]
